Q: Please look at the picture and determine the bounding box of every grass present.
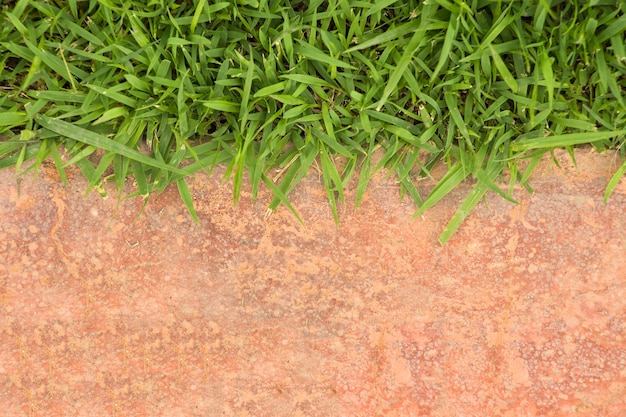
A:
[1,0,625,244]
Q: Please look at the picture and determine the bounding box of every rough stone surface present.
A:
[1,148,625,416]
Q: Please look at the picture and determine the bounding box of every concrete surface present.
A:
[1,148,625,416]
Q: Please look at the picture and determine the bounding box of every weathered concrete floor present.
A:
[1,148,625,416]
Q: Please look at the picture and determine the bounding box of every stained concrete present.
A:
[1,148,625,416]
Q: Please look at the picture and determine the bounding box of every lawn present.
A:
[1,0,625,243]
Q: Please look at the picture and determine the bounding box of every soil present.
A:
[1,147,625,416]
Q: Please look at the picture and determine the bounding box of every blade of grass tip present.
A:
[294,40,357,70]
[113,153,130,193]
[177,178,199,224]
[267,154,300,211]
[376,27,428,111]
[279,73,339,90]
[439,181,490,245]
[398,174,424,207]
[269,140,320,210]
[610,33,625,61]
[14,144,28,174]
[373,138,401,173]
[604,158,626,203]
[606,66,626,109]
[47,140,68,184]
[84,151,115,195]
[476,168,518,204]
[476,2,519,51]
[21,53,43,91]
[444,91,471,148]
[205,2,230,19]
[354,153,372,210]
[507,158,519,197]
[548,149,561,169]
[86,84,137,108]
[565,146,577,170]
[9,0,29,19]
[62,20,105,46]
[430,14,458,83]
[321,101,336,146]
[512,130,626,152]
[548,116,597,132]
[261,172,304,224]
[540,51,554,108]
[82,158,113,198]
[385,124,439,153]
[288,141,317,192]
[320,145,345,203]
[239,45,255,129]
[596,14,626,44]
[202,100,240,113]
[131,159,149,197]
[319,148,341,223]
[178,88,190,137]
[234,118,261,204]
[344,20,419,54]
[72,157,100,195]
[0,112,29,127]
[24,40,83,90]
[518,149,547,189]
[311,128,353,158]
[489,45,518,92]
[190,0,206,33]
[595,49,609,94]
[415,162,467,216]
[93,107,129,125]
[363,0,399,18]
[231,141,247,206]
[67,0,78,19]
[253,81,288,98]
[439,149,510,245]
[62,144,97,168]
[4,11,27,35]
[36,116,191,176]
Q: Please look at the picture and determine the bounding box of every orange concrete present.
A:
[1,148,625,416]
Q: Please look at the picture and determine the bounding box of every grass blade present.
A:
[604,158,626,203]
[36,116,191,176]
[177,178,199,223]
[512,131,626,152]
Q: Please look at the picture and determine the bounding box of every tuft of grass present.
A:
[1,0,625,243]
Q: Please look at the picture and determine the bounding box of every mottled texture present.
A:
[1,148,625,416]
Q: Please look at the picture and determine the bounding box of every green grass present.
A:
[1,0,625,243]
